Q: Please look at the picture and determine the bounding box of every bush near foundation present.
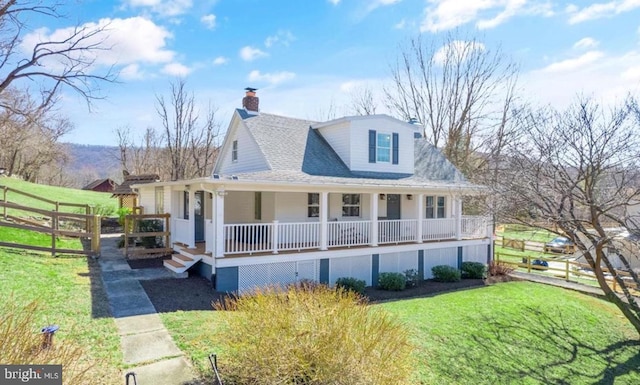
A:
[335,276,366,295]
[378,272,407,291]
[461,262,486,279]
[213,285,415,385]
[432,265,461,282]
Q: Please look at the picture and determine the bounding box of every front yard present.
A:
[159,281,640,384]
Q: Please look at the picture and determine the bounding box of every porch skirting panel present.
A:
[463,244,488,264]
[237,260,320,294]
[422,247,458,279]
[328,255,373,287]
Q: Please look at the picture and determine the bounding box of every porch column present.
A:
[319,192,328,250]
[455,196,462,240]
[370,193,378,247]
[188,189,196,248]
[214,190,225,257]
[416,193,424,243]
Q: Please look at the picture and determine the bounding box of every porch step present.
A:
[164,245,205,274]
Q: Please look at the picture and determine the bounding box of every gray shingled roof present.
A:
[232,109,469,188]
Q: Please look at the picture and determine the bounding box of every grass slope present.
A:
[0,177,117,214]
[161,282,640,384]
[0,248,122,383]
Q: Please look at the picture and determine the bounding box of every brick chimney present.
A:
[242,87,259,112]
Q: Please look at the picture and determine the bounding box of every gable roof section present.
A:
[82,178,117,191]
[215,110,469,188]
[112,174,159,196]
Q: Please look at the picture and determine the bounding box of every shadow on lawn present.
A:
[452,305,640,384]
[81,257,112,319]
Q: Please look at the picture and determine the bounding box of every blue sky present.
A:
[23,0,640,145]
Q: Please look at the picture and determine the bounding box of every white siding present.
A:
[329,255,372,286]
[138,188,154,212]
[423,247,458,279]
[379,251,418,274]
[316,121,351,167]
[274,192,313,222]
[350,118,416,174]
[218,120,269,175]
[463,245,487,264]
[225,191,255,223]
[328,192,371,220]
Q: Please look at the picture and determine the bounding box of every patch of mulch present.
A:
[141,276,228,312]
[140,274,519,312]
[365,278,487,303]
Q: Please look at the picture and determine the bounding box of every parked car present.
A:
[532,259,549,270]
[544,236,575,254]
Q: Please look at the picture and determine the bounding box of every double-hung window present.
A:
[232,140,238,162]
[342,194,361,217]
[376,133,391,162]
[426,196,446,218]
[155,187,164,214]
[308,193,320,218]
[369,130,399,164]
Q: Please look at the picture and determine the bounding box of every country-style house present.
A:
[133,89,493,293]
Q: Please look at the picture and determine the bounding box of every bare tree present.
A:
[385,33,519,178]
[155,79,221,180]
[349,86,378,116]
[115,126,167,177]
[0,1,115,114]
[495,95,640,334]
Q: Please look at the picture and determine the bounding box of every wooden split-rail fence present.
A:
[0,185,101,256]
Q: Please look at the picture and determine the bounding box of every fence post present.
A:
[612,277,617,292]
[527,256,531,273]
[2,186,6,220]
[124,215,129,257]
[565,260,570,281]
[51,212,57,257]
[92,215,101,257]
[86,205,92,232]
[165,214,171,251]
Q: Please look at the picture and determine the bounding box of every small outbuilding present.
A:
[111,172,160,210]
[82,178,118,193]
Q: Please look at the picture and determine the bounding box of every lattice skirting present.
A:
[238,260,319,294]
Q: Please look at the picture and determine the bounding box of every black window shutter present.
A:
[392,132,399,164]
[368,130,376,163]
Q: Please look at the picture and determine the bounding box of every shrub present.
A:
[378,272,407,291]
[116,207,132,227]
[488,260,515,276]
[461,261,486,279]
[92,204,116,217]
[138,219,163,248]
[404,269,421,288]
[432,265,461,282]
[0,298,94,385]
[335,277,366,295]
[213,285,415,385]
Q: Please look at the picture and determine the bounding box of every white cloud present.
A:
[122,0,193,17]
[201,14,216,30]
[240,46,268,61]
[265,30,296,48]
[120,63,144,80]
[540,51,605,73]
[21,17,175,69]
[568,0,640,24]
[621,65,640,80]
[162,62,191,76]
[248,70,296,85]
[394,19,406,29]
[328,0,341,5]
[367,0,402,13]
[421,0,553,32]
[573,37,599,50]
[213,56,228,65]
[433,40,486,65]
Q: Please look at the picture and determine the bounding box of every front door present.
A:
[194,191,205,242]
[387,194,401,220]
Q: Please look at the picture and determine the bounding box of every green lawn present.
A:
[161,282,640,384]
[497,226,557,243]
[0,226,84,250]
[0,177,118,216]
[0,247,122,383]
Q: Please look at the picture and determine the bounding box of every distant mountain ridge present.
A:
[65,143,122,185]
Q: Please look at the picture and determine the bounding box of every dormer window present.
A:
[369,130,399,164]
[376,133,391,162]
[232,140,238,162]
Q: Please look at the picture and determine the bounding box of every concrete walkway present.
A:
[98,234,200,385]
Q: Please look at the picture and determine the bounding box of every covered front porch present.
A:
[167,187,491,258]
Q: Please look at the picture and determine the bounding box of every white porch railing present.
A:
[219,217,490,255]
[462,216,490,239]
[378,219,418,244]
[327,220,370,248]
[173,218,190,245]
[224,223,274,254]
[422,218,456,241]
[277,222,320,251]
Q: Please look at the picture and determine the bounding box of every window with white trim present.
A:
[342,194,361,217]
[232,140,238,162]
[376,133,391,163]
[308,193,319,218]
[426,196,446,218]
[254,192,262,220]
